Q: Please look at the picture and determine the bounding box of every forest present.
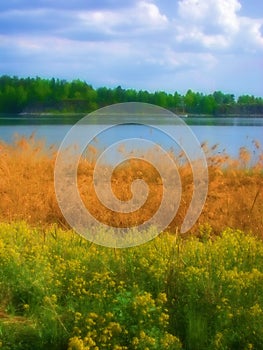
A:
[0,75,263,115]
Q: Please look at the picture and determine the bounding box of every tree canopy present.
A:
[0,75,262,116]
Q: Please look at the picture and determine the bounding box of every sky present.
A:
[0,0,262,97]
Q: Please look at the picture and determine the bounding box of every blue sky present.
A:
[0,0,262,96]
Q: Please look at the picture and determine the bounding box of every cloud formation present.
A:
[0,0,262,95]
[176,0,263,52]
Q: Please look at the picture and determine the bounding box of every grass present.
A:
[0,135,262,236]
[0,135,263,349]
[0,223,263,349]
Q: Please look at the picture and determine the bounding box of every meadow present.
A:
[0,136,262,349]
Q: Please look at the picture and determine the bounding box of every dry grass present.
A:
[0,135,262,237]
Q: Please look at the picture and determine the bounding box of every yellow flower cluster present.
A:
[0,223,263,349]
[70,311,126,349]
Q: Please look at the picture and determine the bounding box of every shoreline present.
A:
[188,113,263,118]
[0,112,262,118]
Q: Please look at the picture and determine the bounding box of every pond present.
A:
[0,114,262,161]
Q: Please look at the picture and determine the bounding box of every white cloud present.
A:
[176,0,263,52]
[136,1,168,25]
[238,17,263,51]
[76,1,168,38]
[177,0,241,33]
[0,0,262,96]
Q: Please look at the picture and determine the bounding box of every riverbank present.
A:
[188,113,263,118]
[15,112,263,118]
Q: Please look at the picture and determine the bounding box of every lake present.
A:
[0,114,262,162]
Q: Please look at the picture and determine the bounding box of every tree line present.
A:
[0,75,263,115]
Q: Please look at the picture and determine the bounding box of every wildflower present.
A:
[140,331,146,339]
[23,303,30,311]
[157,292,167,304]
[68,336,85,350]
[83,336,96,347]
[51,294,57,303]
[108,322,122,334]
[73,327,81,335]
[214,332,223,348]
[159,312,169,325]
[132,337,139,346]
[161,332,182,349]
[74,312,82,322]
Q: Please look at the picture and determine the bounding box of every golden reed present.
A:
[0,135,262,237]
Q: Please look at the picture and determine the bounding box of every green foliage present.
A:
[0,75,263,115]
[0,223,263,349]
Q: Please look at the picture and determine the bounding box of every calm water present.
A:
[0,115,262,160]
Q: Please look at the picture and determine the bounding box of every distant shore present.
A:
[0,112,262,118]
[187,113,263,118]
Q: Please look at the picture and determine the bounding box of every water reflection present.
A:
[1,114,263,126]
